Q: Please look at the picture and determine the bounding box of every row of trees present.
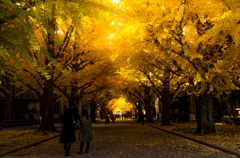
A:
[2,0,240,135]
[0,0,121,131]
[111,0,240,135]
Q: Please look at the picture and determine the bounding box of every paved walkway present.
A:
[2,120,237,158]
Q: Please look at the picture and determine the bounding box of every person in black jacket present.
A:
[59,108,76,156]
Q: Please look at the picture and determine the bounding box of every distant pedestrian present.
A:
[181,110,185,124]
[29,112,34,126]
[111,115,116,123]
[125,114,128,120]
[122,114,124,120]
[105,115,110,124]
[79,110,93,154]
[39,116,42,125]
[141,113,144,125]
[157,113,159,121]
[59,108,76,156]
[172,112,177,123]
[137,115,141,123]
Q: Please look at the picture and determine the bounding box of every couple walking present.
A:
[59,109,93,156]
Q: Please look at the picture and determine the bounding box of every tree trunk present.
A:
[143,88,152,122]
[161,88,172,126]
[100,110,103,119]
[2,79,13,120]
[196,92,215,135]
[90,102,96,122]
[136,103,142,119]
[90,108,96,122]
[144,105,152,122]
[38,79,56,131]
[226,101,231,116]
[189,94,197,116]
[230,102,235,117]
[38,8,57,131]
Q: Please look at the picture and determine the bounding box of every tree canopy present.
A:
[2,0,240,133]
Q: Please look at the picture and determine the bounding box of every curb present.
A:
[147,124,240,157]
[0,134,60,157]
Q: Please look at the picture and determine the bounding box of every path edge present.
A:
[0,134,60,157]
[147,124,240,157]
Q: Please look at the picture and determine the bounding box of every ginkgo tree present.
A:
[0,0,64,120]
[115,67,156,122]
[110,1,185,124]
[113,0,240,134]
[82,69,126,120]
[110,97,134,115]
[127,52,190,125]
[3,0,240,136]
[53,17,116,105]
[0,0,49,98]
[6,0,114,131]
[142,0,240,134]
[120,79,144,119]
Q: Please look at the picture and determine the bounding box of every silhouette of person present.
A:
[111,115,116,123]
[105,115,110,124]
[39,115,42,125]
[79,110,93,154]
[59,108,76,156]
[181,110,185,124]
[141,113,144,125]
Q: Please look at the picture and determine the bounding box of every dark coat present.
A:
[79,116,93,142]
[59,112,76,144]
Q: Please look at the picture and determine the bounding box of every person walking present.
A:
[79,110,93,154]
[39,115,42,125]
[111,114,116,124]
[59,108,76,156]
[181,110,186,124]
[29,112,34,126]
[141,113,144,125]
[105,115,110,124]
